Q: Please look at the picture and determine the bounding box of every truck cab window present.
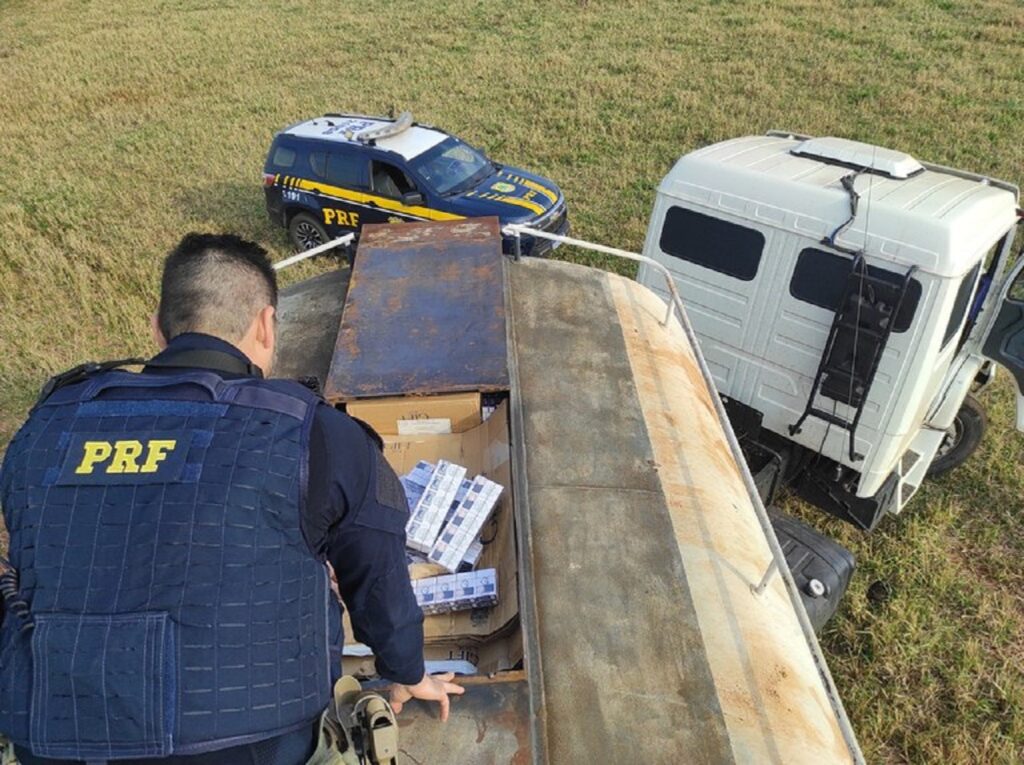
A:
[941,262,982,348]
[1009,265,1024,302]
[658,206,764,281]
[372,161,416,199]
[789,248,921,333]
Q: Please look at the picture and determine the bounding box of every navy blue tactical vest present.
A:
[0,368,333,759]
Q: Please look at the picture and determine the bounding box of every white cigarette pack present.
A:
[412,568,498,615]
[427,475,502,572]
[405,460,467,553]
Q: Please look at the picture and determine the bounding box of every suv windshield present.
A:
[409,137,492,195]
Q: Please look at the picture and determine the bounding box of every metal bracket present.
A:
[750,558,780,596]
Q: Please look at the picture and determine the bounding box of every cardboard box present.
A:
[347,392,482,436]
[343,400,516,646]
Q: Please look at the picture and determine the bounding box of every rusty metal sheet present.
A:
[393,673,531,764]
[323,219,509,402]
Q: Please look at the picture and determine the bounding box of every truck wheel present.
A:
[288,212,328,251]
[927,395,987,477]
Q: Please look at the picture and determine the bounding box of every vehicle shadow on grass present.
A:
[175,180,289,250]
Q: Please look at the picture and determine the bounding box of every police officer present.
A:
[0,233,462,764]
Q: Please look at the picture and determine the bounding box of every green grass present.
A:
[1,0,1023,761]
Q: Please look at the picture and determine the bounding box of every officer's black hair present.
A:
[158,233,278,343]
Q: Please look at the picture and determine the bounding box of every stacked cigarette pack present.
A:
[400,460,504,614]
[427,475,503,572]
[405,460,467,554]
[412,569,498,616]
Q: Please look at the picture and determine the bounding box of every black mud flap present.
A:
[769,511,855,633]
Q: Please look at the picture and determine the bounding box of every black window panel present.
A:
[309,151,327,178]
[942,262,982,347]
[271,145,296,169]
[325,152,366,189]
[789,248,921,333]
[659,206,764,281]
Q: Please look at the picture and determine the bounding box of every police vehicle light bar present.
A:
[348,111,414,143]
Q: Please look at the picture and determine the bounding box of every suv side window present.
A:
[371,160,416,198]
[310,150,367,189]
[270,144,296,170]
[309,151,327,178]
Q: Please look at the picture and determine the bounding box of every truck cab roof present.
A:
[659,133,1020,277]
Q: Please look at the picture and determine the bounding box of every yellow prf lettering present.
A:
[75,441,112,474]
[324,209,360,228]
[108,440,144,474]
[140,440,177,473]
[72,438,179,476]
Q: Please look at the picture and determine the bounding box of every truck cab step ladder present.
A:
[789,253,918,462]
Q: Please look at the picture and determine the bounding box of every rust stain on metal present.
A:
[392,675,530,764]
[607,274,855,764]
[491,706,532,765]
[323,218,509,402]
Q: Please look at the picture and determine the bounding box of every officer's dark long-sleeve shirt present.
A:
[149,333,425,685]
[305,380,426,684]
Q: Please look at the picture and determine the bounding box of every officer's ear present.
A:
[256,305,276,350]
[151,313,168,350]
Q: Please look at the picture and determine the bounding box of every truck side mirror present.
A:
[402,191,425,206]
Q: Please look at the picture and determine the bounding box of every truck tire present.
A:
[288,212,328,252]
[927,394,987,477]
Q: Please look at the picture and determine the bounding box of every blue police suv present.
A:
[263,112,569,256]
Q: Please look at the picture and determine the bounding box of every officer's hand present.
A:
[389,672,465,722]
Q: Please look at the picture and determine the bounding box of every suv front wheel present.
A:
[288,212,328,251]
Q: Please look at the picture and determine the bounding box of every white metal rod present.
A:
[272,233,355,271]
[501,225,684,326]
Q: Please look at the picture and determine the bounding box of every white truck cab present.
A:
[639,132,1024,529]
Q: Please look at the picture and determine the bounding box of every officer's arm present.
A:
[306,408,426,685]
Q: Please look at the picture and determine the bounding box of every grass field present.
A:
[1,0,1023,761]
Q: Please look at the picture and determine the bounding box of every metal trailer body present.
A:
[275,219,863,764]
[638,132,1023,527]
